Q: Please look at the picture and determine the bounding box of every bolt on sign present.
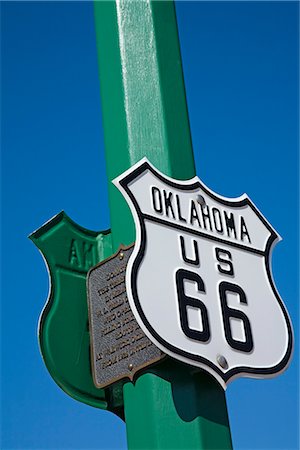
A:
[114,158,293,388]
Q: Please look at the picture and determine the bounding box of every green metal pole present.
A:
[94,1,233,449]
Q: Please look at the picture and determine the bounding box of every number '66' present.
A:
[176,235,254,353]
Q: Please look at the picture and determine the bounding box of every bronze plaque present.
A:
[87,245,164,388]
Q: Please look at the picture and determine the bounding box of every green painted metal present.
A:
[30,212,112,410]
[125,362,232,450]
[94,0,195,251]
[95,1,233,449]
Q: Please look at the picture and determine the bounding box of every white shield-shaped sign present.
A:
[114,158,293,388]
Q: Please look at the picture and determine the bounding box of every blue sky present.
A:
[1,1,298,449]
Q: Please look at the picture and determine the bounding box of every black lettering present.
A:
[212,207,224,233]
[176,269,210,342]
[200,204,213,231]
[215,248,234,276]
[179,235,200,266]
[189,200,201,226]
[219,281,253,352]
[240,216,251,243]
[176,194,186,223]
[163,190,175,219]
[151,186,163,213]
[224,211,237,238]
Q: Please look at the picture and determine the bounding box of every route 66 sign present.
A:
[114,158,293,388]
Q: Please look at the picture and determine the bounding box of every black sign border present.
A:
[119,160,294,385]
